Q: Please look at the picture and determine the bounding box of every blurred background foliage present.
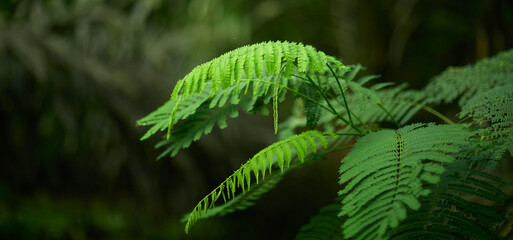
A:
[0,0,512,239]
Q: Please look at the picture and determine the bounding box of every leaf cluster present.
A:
[138,42,513,239]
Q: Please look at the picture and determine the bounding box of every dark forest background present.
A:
[1,0,512,239]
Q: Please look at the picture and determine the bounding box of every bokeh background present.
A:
[1,0,512,239]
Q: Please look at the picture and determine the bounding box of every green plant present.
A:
[138,41,513,239]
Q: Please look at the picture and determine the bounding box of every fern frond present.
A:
[321,79,425,144]
[180,169,284,223]
[338,123,467,240]
[184,130,335,233]
[155,104,239,159]
[334,66,423,129]
[278,65,426,146]
[347,85,425,126]
[424,48,513,107]
[459,84,513,158]
[389,159,506,240]
[138,41,349,152]
[143,74,323,158]
[136,86,212,140]
[170,41,346,100]
[296,199,345,240]
[167,41,347,135]
[299,84,323,129]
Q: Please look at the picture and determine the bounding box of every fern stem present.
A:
[346,109,373,134]
[294,72,372,134]
[304,73,363,134]
[327,64,355,126]
[273,76,279,134]
[334,133,363,136]
[166,95,183,139]
[392,131,403,201]
[456,116,472,124]
[422,105,455,124]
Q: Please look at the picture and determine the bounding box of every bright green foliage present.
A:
[170,41,345,100]
[180,170,284,223]
[138,74,326,158]
[338,123,467,240]
[138,42,512,238]
[166,41,348,136]
[138,41,350,158]
[137,86,213,141]
[183,130,333,233]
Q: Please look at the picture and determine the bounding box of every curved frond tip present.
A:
[184,130,336,233]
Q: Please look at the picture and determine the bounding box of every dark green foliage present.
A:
[389,161,506,240]
[338,123,467,240]
[138,42,512,239]
[295,200,345,240]
[459,84,513,160]
[300,84,323,129]
[2,0,512,239]
[424,49,513,107]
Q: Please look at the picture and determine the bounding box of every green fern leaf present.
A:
[180,170,284,223]
[184,130,335,233]
[156,104,239,159]
[424,48,513,107]
[142,74,310,158]
[139,42,351,159]
[137,87,212,140]
[389,159,506,240]
[338,123,467,240]
[459,84,513,159]
[151,41,347,141]
[273,42,284,73]
[300,84,322,129]
[297,43,309,72]
[254,43,265,78]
